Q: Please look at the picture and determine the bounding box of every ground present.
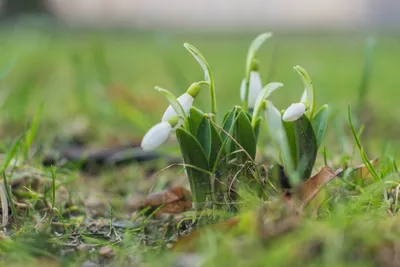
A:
[0,27,400,266]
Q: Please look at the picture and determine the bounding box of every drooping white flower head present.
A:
[240,71,263,109]
[282,102,306,122]
[141,116,179,151]
[161,83,201,122]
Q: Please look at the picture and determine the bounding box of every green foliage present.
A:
[292,115,318,180]
[176,128,211,210]
[312,104,329,148]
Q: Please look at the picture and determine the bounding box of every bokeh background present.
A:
[0,0,399,152]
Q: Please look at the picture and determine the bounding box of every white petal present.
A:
[240,71,263,108]
[248,71,263,108]
[282,103,306,122]
[300,89,307,103]
[240,79,246,102]
[161,93,194,122]
[141,121,172,151]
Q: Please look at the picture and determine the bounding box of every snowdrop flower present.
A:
[162,82,201,122]
[282,102,306,122]
[240,71,263,109]
[141,116,179,151]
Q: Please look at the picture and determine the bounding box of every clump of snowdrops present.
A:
[141,33,329,215]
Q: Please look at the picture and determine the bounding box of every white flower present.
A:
[240,71,263,108]
[282,102,306,122]
[141,121,172,151]
[161,93,194,122]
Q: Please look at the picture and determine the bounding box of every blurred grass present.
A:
[0,28,399,147]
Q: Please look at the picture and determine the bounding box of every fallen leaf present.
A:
[297,166,339,211]
[144,186,192,214]
[124,194,146,213]
[353,158,379,178]
[99,245,115,259]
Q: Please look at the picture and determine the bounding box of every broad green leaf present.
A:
[196,116,212,160]
[283,121,297,169]
[312,104,329,148]
[265,101,298,185]
[209,122,223,169]
[245,33,273,78]
[294,65,315,119]
[221,107,241,157]
[236,111,257,160]
[189,107,204,135]
[221,106,240,142]
[176,128,211,210]
[293,115,318,180]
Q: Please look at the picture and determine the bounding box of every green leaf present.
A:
[189,107,204,135]
[236,111,257,160]
[221,107,240,142]
[176,128,211,210]
[294,65,315,119]
[293,115,318,180]
[283,121,297,169]
[221,107,241,157]
[196,115,212,160]
[265,101,298,185]
[246,33,273,77]
[184,43,212,84]
[209,122,223,169]
[184,43,217,118]
[312,104,329,148]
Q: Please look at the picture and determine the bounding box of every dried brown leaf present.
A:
[144,186,192,214]
[298,166,339,211]
[353,158,379,178]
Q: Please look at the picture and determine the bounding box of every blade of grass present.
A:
[24,103,43,160]
[348,105,380,181]
[2,170,16,219]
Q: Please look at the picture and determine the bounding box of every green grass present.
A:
[0,27,400,266]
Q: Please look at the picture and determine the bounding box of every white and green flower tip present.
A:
[161,82,201,122]
[141,116,179,151]
[240,60,262,109]
[282,102,306,122]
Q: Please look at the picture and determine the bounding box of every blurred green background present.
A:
[0,28,399,150]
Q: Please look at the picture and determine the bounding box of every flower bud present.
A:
[282,102,306,122]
